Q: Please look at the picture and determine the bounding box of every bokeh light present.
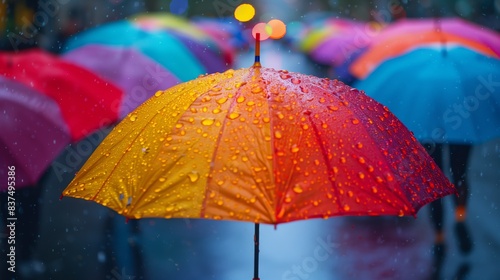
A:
[252,22,272,40]
[268,19,287,39]
[234,4,255,22]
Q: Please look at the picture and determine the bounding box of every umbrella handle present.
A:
[253,223,260,280]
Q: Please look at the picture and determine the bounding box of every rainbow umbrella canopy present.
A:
[63,13,233,83]
[353,18,500,144]
[62,35,455,278]
[299,17,385,83]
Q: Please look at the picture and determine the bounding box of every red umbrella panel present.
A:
[0,49,123,141]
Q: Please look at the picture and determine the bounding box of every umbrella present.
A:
[350,30,499,79]
[62,45,181,118]
[354,45,500,144]
[300,18,384,67]
[0,49,122,141]
[64,14,230,82]
[62,38,455,279]
[0,77,70,189]
[370,17,500,57]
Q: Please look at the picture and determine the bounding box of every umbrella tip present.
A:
[253,33,261,67]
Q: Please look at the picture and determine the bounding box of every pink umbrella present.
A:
[0,77,70,189]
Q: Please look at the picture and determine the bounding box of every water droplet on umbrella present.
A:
[359,172,365,179]
[175,123,183,128]
[188,171,199,182]
[252,86,263,93]
[285,196,292,203]
[343,205,350,211]
[293,185,303,193]
[217,97,228,104]
[291,78,301,84]
[202,119,215,126]
[274,131,282,139]
[352,118,360,124]
[159,177,166,182]
[347,191,353,197]
[228,112,240,119]
[129,115,137,122]
[385,173,394,182]
[154,91,163,97]
[280,73,291,79]
[290,144,299,153]
[328,106,339,111]
[235,82,247,88]
[358,157,366,164]
[237,96,245,103]
[213,108,221,114]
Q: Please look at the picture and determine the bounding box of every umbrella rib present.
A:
[199,69,252,218]
[89,80,204,205]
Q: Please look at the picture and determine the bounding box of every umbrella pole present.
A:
[253,223,260,280]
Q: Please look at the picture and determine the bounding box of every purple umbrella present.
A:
[0,77,70,189]
[62,45,181,118]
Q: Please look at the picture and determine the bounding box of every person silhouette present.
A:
[426,143,472,279]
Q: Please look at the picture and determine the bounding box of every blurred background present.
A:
[1,0,499,280]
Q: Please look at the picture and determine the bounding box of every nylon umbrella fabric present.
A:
[62,45,180,118]
[370,17,500,56]
[0,49,123,141]
[350,30,499,79]
[131,13,232,73]
[300,18,384,67]
[0,77,70,189]
[354,46,500,144]
[64,16,229,82]
[62,66,454,224]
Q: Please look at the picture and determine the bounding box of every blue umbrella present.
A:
[354,46,500,144]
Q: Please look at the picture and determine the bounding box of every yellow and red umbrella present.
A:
[62,39,454,279]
